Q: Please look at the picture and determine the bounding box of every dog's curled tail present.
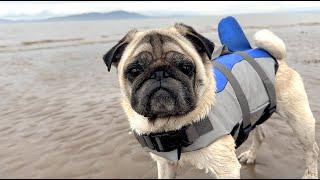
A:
[254,29,286,61]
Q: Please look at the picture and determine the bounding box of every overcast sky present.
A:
[1,1,320,20]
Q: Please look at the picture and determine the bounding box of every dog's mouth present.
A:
[148,88,176,116]
[130,76,196,120]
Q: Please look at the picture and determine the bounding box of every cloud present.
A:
[0,1,319,20]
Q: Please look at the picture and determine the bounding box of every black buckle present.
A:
[151,126,194,152]
[151,132,180,152]
[269,106,276,114]
[134,125,196,153]
[133,117,213,154]
[142,135,156,150]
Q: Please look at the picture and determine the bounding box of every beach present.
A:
[0,13,320,178]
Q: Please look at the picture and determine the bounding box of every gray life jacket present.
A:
[134,48,278,161]
[133,16,278,161]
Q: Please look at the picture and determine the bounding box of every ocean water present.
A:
[0,12,319,53]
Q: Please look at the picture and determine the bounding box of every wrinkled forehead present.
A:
[125,31,193,64]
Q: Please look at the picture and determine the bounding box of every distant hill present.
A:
[46,10,148,21]
[0,19,11,23]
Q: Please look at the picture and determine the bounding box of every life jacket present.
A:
[134,16,278,161]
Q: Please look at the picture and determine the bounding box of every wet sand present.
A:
[0,13,320,178]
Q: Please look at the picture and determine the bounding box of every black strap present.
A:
[212,61,251,128]
[134,116,213,154]
[235,52,277,113]
[230,52,277,147]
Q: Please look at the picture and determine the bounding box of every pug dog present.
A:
[103,23,319,179]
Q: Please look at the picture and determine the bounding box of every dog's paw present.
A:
[302,169,318,179]
[238,150,256,164]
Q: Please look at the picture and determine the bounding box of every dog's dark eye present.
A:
[178,62,195,76]
[126,65,144,82]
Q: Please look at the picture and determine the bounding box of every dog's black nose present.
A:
[150,70,169,81]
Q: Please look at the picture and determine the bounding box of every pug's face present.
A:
[103,24,214,122]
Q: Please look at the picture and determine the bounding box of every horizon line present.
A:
[1,9,320,22]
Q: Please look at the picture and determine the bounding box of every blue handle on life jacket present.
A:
[218,16,252,52]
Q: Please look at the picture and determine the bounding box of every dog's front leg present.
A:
[156,159,178,179]
[184,135,241,179]
[150,153,178,179]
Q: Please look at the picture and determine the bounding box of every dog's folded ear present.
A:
[103,29,137,71]
[174,23,215,59]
